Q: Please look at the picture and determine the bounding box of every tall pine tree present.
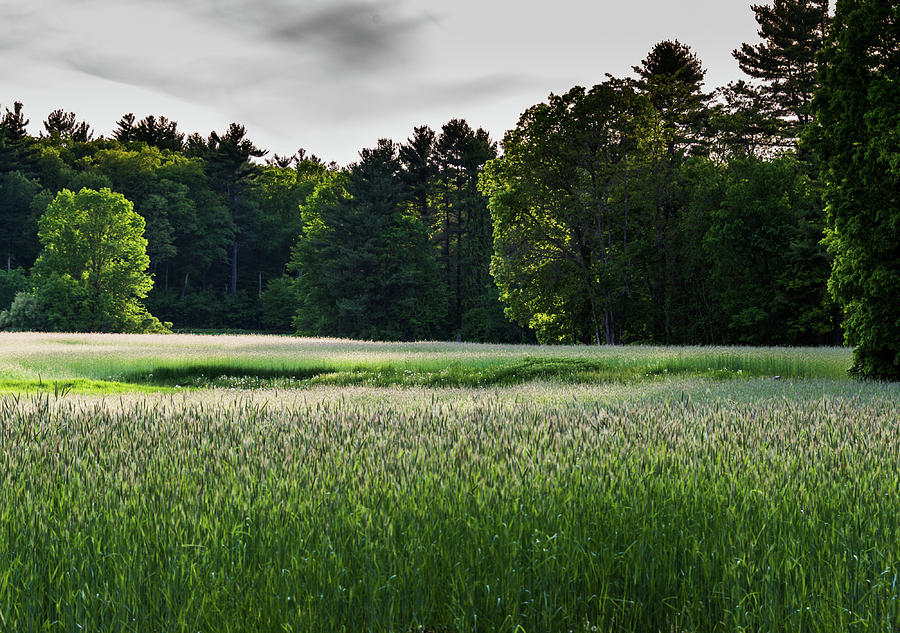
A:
[734,0,831,139]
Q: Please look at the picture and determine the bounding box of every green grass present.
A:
[1,381,899,632]
[0,332,895,631]
[0,332,854,393]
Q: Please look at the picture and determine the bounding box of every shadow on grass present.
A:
[121,357,751,390]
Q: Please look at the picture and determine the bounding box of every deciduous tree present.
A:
[31,187,166,332]
[808,0,899,378]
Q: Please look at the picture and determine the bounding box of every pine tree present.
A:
[0,102,36,173]
[634,41,711,341]
[734,0,830,137]
[43,110,94,142]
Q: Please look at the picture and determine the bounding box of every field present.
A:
[1,333,899,632]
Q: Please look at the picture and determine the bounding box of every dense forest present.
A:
[1,0,896,368]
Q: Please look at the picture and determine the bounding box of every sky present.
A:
[0,0,762,166]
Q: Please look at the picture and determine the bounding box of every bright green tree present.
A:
[808,0,900,378]
[31,187,167,332]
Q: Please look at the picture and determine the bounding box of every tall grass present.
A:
[0,332,853,393]
[1,381,899,632]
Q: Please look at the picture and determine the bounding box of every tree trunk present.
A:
[231,241,239,295]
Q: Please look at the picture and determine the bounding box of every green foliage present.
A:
[0,291,49,331]
[808,0,900,378]
[43,109,93,143]
[0,267,27,310]
[258,276,301,332]
[700,156,838,344]
[31,187,167,333]
[481,80,652,344]
[290,141,445,340]
[734,0,830,137]
[0,170,46,270]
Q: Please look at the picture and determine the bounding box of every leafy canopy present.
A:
[31,187,167,332]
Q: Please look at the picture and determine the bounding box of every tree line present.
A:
[1,0,897,377]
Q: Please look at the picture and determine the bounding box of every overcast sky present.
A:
[1,0,762,165]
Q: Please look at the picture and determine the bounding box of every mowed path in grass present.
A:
[0,331,853,394]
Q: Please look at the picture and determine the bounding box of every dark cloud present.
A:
[264,3,437,70]
[167,0,438,72]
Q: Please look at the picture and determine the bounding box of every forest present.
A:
[0,0,896,373]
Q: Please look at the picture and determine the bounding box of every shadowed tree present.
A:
[481,81,651,344]
[43,109,94,143]
[202,123,266,295]
[0,101,36,174]
[290,140,443,340]
[634,41,712,342]
[808,0,899,378]
[734,0,831,140]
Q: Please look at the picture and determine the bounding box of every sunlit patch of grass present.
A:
[0,377,169,395]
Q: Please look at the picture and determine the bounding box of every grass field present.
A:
[1,333,898,632]
[0,332,853,393]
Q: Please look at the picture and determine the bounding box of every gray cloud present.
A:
[164,0,438,72]
[264,3,437,70]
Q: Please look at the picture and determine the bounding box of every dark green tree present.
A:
[289,140,444,340]
[808,0,900,378]
[0,170,45,271]
[734,0,831,139]
[431,120,499,338]
[634,41,712,341]
[709,81,784,157]
[43,109,94,143]
[202,124,266,295]
[701,157,838,344]
[0,267,27,311]
[480,81,651,344]
[0,101,36,174]
[399,125,437,223]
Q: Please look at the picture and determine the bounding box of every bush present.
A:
[0,292,49,331]
[0,268,28,311]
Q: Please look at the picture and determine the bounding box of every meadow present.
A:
[1,333,898,632]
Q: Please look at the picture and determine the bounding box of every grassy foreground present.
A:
[1,333,898,632]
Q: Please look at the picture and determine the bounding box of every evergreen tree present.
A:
[734,0,830,138]
[113,113,137,142]
[399,125,436,224]
[0,101,36,174]
[43,109,94,143]
[709,81,784,157]
[134,115,184,152]
[432,119,498,337]
[290,140,444,340]
[202,123,266,295]
[634,40,711,156]
[634,41,712,342]
[0,170,45,271]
